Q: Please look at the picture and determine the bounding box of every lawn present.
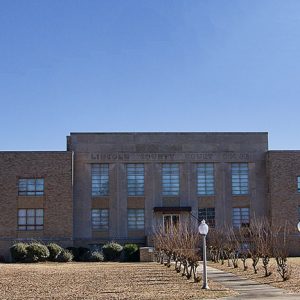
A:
[208,257,300,294]
[0,262,235,300]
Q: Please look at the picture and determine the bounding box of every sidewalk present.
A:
[200,264,300,299]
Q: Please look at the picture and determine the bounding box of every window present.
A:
[18,209,44,230]
[297,176,300,192]
[163,214,180,233]
[91,209,109,230]
[197,163,214,195]
[232,207,250,228]
[18,178,44,196]
[127,164,144,196]
[232,163,249,195]
[162,163,179,196]
[91,164,109,196]
[128,209,144,230]
[198,208,215,227]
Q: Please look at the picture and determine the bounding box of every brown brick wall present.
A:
[0,152,73,259]
[267,151,300,255]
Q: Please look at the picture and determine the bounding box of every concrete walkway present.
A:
[200,264,300,299]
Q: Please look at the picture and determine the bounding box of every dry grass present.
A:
[0,262,236,299]
[208,257,300,293]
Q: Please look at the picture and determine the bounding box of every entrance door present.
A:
[163,214,180,233]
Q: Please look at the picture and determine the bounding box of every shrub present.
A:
[123,244,139,262]
[55,249,73,262]
[26,243,50,262]
[47,243,63,261]
[80,251,104,262]
[66,247,79,260]
[66,247,89,261]
[10,243,28,262]
[102,242,123,261]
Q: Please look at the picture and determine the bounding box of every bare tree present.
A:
[153,220,201,283]
[272,222,291,281]
[256,218,273,277]
[238,227,249,271]
[247,220,260,274]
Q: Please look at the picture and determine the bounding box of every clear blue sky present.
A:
[1,0,300,150]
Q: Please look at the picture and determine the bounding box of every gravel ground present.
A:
[0,262,235,299]
[208,257,300,294]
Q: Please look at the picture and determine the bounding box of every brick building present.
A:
[0,132,299,259]
[0,152,73,259]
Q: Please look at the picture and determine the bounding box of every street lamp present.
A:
[297,221,300,232]
[198,219,209,289]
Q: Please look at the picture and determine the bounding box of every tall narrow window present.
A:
[127,164,144,196]
[232,207,250,228]
[18,209,44,230]
[91,164,109,196]
[91,209,109,230]
[128,209,144,230]
[162,163,179,196]
[18,178,44,196]
[232,163,249,195]
[198,208,215,227]
[297,176,300,192]
[197,163,214,195]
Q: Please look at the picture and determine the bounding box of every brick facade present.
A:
[0,152,73,259]
[1,133,300,259]
[267,151,300,255]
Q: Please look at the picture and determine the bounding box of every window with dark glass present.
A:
[91,209,109,230]
[197,163,214,195]
[18,209,44,230]
[232,207,250,228]
[127,164,144,196]
[297,176,300,192]
[18,178,44,196]
[232,163,249,195]
[198,208,215,227]
[91,164,109,196]
[162,163,179,196]
[128,209,144,230]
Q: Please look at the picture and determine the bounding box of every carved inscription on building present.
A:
[222,152,250,160]
[89,152,251,162]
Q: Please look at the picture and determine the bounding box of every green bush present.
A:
[55,249,73,262]
[123,244,140,262]
[26,243,50,262]
[10,243,28,262]
[81,251,104,262]
[47,243,63,261]
[102,242,123,261]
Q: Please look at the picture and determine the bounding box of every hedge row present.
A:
[10,242,139,263]
[10,242,74,263]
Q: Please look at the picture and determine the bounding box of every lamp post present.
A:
[198,219,209,289]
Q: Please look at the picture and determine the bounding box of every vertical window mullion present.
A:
[197,163,214,195]
[92,164,109,196]
[128,209,144,230]
[162,163,179,196]
[231,163,248,195]
[18,208,44,230]
[127,164,144,196]
[18,178,44,196]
